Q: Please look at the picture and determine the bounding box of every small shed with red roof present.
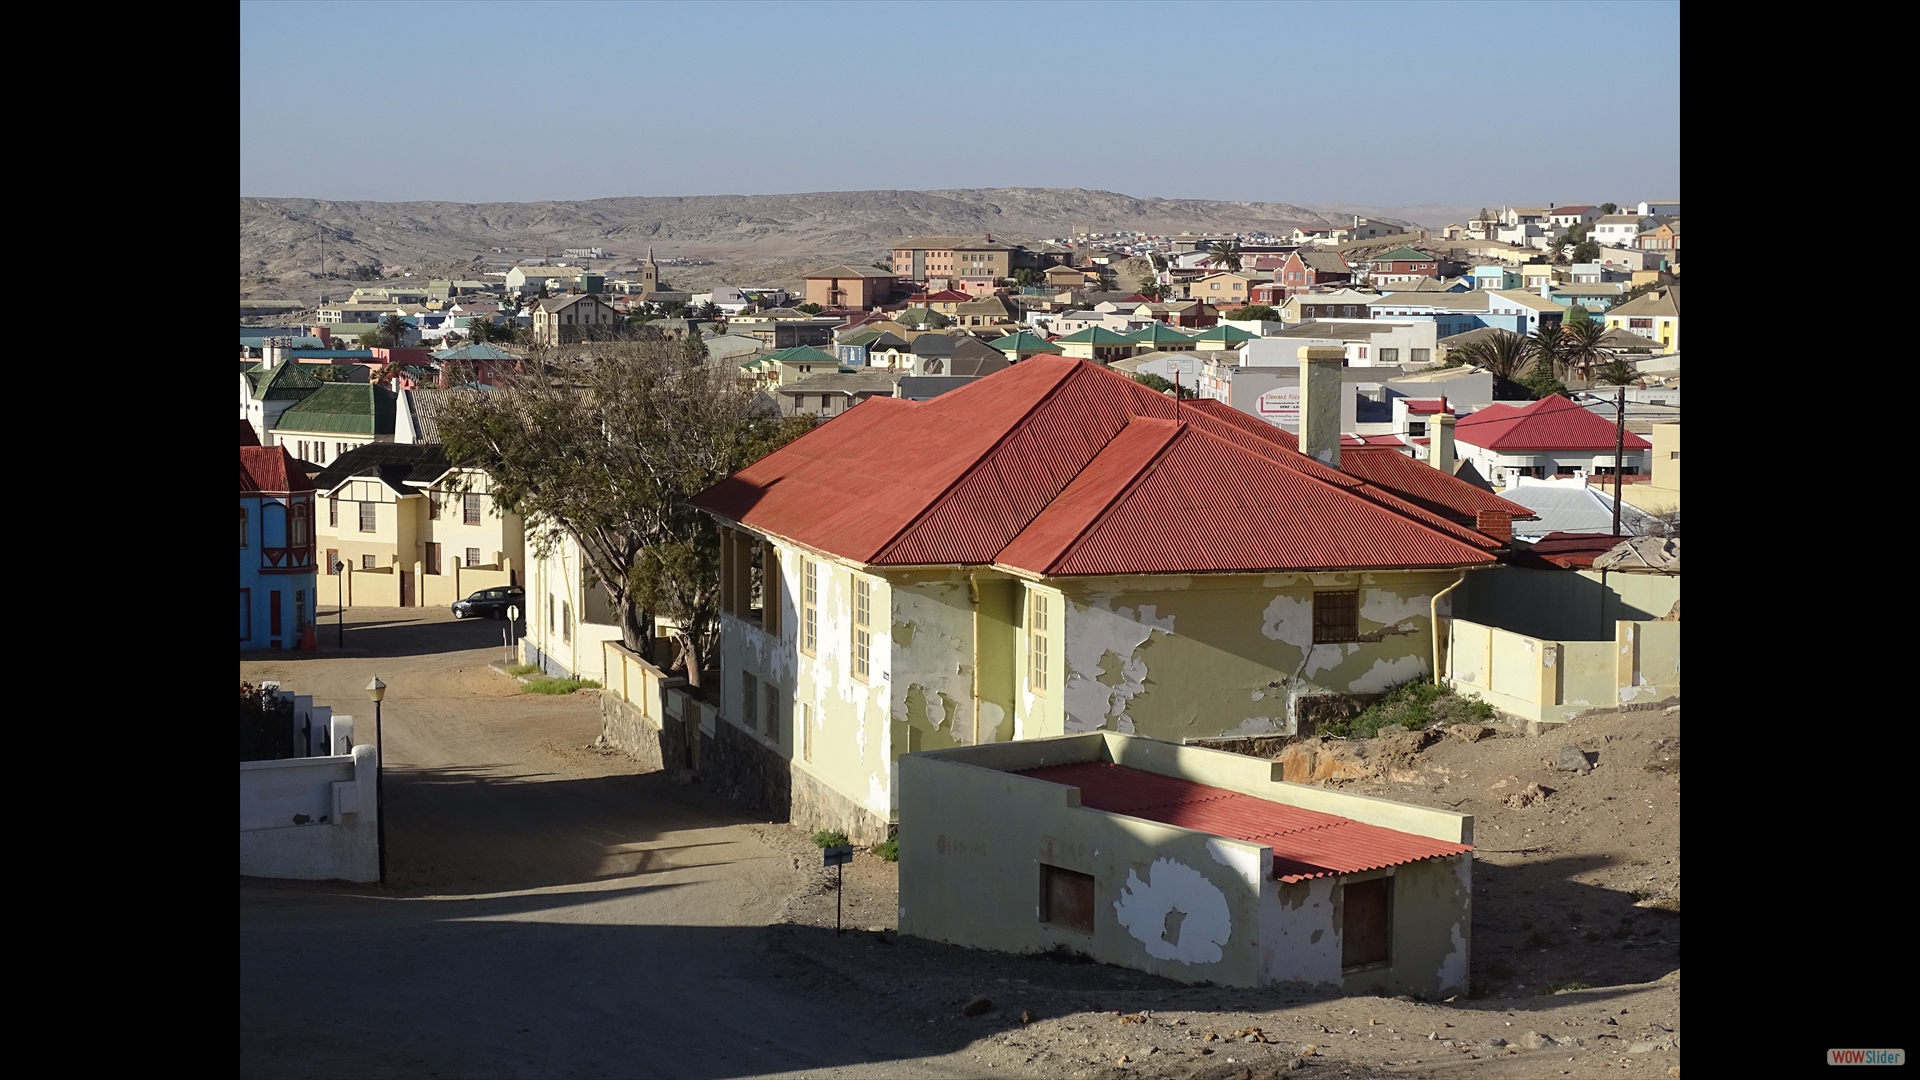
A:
[1453,394,1651,488]
[900,731,1473,995]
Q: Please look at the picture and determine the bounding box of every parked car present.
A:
[452,586,525,621]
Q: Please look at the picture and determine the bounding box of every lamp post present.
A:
[366,676,387,886]
[333,559,346,648]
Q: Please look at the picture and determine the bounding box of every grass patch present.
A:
[873,838,898,862]
[1321,679,1496,739]
[505,664,542,676]
[1546,980,1592,995]
[811,829,850,849]
[521,677,600,695]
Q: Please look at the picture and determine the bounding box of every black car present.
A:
[452,586,525,620]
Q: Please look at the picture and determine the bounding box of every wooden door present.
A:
[400,570,415,607]
[269,591,282,641]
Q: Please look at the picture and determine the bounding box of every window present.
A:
[239,590,251,641]
[326,549,339,575]
[359,501,377,532]
[1629,317,1653,329]
[425,542,441,575]
[742,672,759,731]
[764,682,781,741]
[801,559,818,655]
[1408,422,1426,438]
[1341,876,1392,969]
[362,554,376,570]
[761,543,781,635]
[464,493,483,525]
[1041,865,1095,934]
[549,594,556,633]
[295,589,306,633]
[1029,591,1050,693]
[561,600,571,643]
[853,577,872,681]
[240,507,249,548]
[1411,348,1430,365]
[800,701,812,762]
[467,547,482,568]
[329,496,338,528]
[429,492,443,519]
[1312,590,1359,644]
[1378,348,1399,364]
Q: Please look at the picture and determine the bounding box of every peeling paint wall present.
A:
[1036,572,1458,742]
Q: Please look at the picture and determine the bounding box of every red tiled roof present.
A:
[1509,531,1627,570]
[911,290,971,303]
[1181,399,1533,527]
[1455,395,1650,452]
[1019,763,1471,882]
[240,419,261,446]
[240,446,315,494]
[694,359,1502,573]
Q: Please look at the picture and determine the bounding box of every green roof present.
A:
[987,331,1064,354]
[1192,325,1257,343]
[1371,246,1433,262]
[1054,326,1133,345]
[271,382,396,437]
[767,346,840,366]
[840,330,885,347]
[244,361,323,401]
[1121,323,1198,345]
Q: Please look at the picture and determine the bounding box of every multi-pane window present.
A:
[853,578,871,681]
[429,492,442,519]
[1029,591,1050,693]
[1312,590,1360,644]
[467,547,482,568]
[326,549,339,575]
[742,672,759,731]
[329,497,338,528]
[561,600,572,643]
[424,542,441,575]
[359,501,377,532]
[240,507,249,548]
[464,493,483,525]
[764,683,781,741]
[362,554,376,570]
[801,559,818,655]
[761,544,781,635]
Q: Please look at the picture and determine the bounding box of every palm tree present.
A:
[1561,318,1613,381]
[1527,323,1568,381]
[1592,357,1640,386]
[1206,240,1243,273]
[1454,330,1531,380]
[1138,274,1162,300]
[379,314,411,348]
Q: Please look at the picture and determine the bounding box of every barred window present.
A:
[1313,590,1359,644]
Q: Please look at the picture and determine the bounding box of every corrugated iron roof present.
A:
[1455,394,1651,452]
[1019,763,1470,882]
[240,446,315,494]
[694,358,1504,573]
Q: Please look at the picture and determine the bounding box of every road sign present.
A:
[507,605,519,622]
[823,844,854,867]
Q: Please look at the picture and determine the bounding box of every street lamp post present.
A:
[366,676,387,886]
[333,559,346,648]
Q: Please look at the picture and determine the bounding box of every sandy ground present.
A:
[241,608,1678,1078]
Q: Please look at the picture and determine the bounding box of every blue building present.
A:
[241,445,319,650]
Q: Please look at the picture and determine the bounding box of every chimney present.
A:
[1297,345,1345,467]
[263,336,290,369]
[1475,509,1513,543]
[1428,411,1456,472]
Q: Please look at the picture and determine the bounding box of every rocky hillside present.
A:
[240,188,1409,303]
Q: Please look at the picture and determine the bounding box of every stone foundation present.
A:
[789,765,892,846]
[598,693,665,773]
[701,721,791,819]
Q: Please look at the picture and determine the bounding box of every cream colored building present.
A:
[313,445,523,610]
[1618,423,1680,515]
[520,524,623,684]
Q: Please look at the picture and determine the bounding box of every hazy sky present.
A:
[241,1,1679,209]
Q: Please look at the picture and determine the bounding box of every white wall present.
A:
[240,742,380,882]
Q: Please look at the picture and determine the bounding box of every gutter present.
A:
[1430,572,1468,687]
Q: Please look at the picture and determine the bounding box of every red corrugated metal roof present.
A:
[240,420,261,447]
[1454,394,1651,452]
[240,446,314,494]
[1404,399,1453,415]
[693,358,1501,572]
[1019,762,1470,882]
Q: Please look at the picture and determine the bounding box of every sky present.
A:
[240,1,1679,210]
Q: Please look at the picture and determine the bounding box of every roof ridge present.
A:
[1000,416,1185,573]
[867,359,1088,562]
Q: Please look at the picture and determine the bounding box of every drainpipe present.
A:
[968,572,981,745]
[1431,572,1467,687]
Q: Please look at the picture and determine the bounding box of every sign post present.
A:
[506,605,520,663]
[823,844,854,935]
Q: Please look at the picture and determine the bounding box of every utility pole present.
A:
[1610,385,1627,536]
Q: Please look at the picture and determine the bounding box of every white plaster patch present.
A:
[1063,602,1174,733]
[1261,594,1313,648]
[1113,858,1231,965]
[1207,840,1263,890]
[1229,715,1283,736]
[1347,654,1429,694]
[978,701,1006,743]
[1302,644,1346,677]
[1250,689,1264,701]
[1360,589,1429,627]
[867,773,887,814]
[1436,921,1468,994]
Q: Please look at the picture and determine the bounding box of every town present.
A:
[240,6,1682,1079]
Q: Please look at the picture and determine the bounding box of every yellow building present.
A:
[1605,287,1680,352]
[313,444,523,609]
[1618,423,1680,515]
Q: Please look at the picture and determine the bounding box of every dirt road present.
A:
[241,608,1019,1079]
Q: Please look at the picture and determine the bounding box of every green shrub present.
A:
[1546,980,1592,994]
[1322,678,1495,739]
[522,677,601,695]
[811,829,850,849]
[874,838,898,862]
[506,664,542,676]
